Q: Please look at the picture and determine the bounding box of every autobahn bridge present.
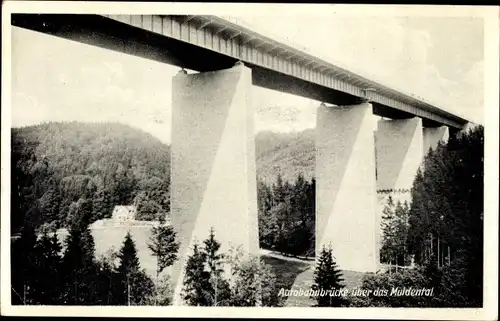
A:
[12,13,472,303]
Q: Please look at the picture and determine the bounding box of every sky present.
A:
[11,13,484,144]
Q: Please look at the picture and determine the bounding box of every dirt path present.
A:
[259,249,315,264]
[259,249,368,307]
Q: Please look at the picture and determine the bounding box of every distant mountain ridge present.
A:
[255,129,315,183]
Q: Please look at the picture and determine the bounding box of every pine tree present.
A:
[182,229,231,306]
[38,183,61,225]
[203,227,231,306]
[92,186,113,220]
[393,201,410,265]
[31,231,63,304]
[182,242,211,306]
[61,225,98,305]
[147,224,179,277]
[11,224,38,305]
[92,248,123,305]
[147,223,179,305]
[311,244,346,307]
[274,172,286,204]
[381,197,410,266]
[117,231,141,276]
[117,231,154,305]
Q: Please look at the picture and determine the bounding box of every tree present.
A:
[380,197,410,266]
[66,197,93,231]
[91,247,123,305]
[93,254,122,305]
[257,173,315,257]
[38,184,61,225]
[182,242,211,306]
[61,226,98,305]
[30,231,63,304]
[116,231,154,305]
[351,268,432,307]
[144,274,173,306]
[114,168,138,205]
[147,224,179,277]
[147,223,179,305]
[202,227,231,306]
[182,229,231,306]
[407,126,484,306]
[310,244,346,307]
[11,224,38,305]
[226,247,279,307]
[92,186,114,221]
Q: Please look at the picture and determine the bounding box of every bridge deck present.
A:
[11,13,469,129]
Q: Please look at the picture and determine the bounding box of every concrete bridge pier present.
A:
[423,125,450,155]
[375,117,424,205]
[169,63,259,305]
[315,102,380,273]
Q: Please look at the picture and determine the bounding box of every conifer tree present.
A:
[381,197,410,266]
[31,231,63,304]
[182,242,211,306]
[11,224,37,305]
[117,231,141,276]
[311,244,346,307]
[147,223,179,277]
[203,227,231,306]
[182,229,231,306]
[39,184,62,224]
[93,252,122,305]
[147,222,179,305]
[117,231,154,305]
[61,225,97,305]
[92,186,113,220]
[407,126,484,306]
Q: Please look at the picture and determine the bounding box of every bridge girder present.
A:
[11,13,469,129]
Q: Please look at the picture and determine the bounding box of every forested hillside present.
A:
[255,129,315,183]
[11,122,314,234]
[11,121,171,234]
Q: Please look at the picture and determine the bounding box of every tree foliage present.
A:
[406,126,484,306]
[257,173,315,257]
[226,247,279,307]
[147,224,179,277]
[11,122,171,234]
[362,126,485,308]
[310,244,347,307]
[350,268,433,307]
[182,229,279,307]
[11,224,155,305]
[182,242,212,306]
[380,196,411,266]
[182,228,231,306]
[116,231,154,305]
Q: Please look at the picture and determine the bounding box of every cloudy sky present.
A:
[11,12,484,144]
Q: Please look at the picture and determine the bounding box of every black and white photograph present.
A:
[1,2,498,319]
